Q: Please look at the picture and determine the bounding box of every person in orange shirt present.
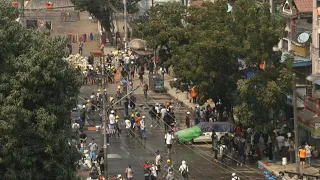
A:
[135,115,141,133]
[299,146,306,169]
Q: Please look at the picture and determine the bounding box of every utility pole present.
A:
[123,0,128,53]
[102,55,108,179]
[292,73,300,173]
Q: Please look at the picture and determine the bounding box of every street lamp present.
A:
[103,85,140,179]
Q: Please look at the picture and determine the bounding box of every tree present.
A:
[71,0,141,42]
[137,2,188,66]
[230,0,292,127]
[71,0,112,39]
[172,1,239,105]
[0,1,82,179]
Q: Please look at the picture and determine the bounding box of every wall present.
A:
[312,0,320,74]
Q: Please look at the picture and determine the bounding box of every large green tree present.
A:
[71,0,141,41]
[0,1,81,179]
[172,1,239,105]
[138,2,188,65]
[231,0,292,126]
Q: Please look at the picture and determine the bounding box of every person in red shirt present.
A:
[143,161,152,180]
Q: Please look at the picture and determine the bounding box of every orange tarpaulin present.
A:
[190,86,197,99]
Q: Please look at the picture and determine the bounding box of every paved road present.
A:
[74,74,265,180]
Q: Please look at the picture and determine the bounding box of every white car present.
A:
[193,131,232,143]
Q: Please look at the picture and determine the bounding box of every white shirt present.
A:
[72,123,80,131]
[161,108,167,119]
[165,133,174,144]
[150,166,157,177]
[155,154,162,166]
[125,119,131,129]
[125,56,130,64]
[109,114,115,124]
[155,106,160,114]
[276,136,285,149]
[141,119,146,130]
[83,71,88,77]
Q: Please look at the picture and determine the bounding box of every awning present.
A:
[298,109,320,138]
[306,74,320,85]
[131,50,153,56]
[129,39,146,50]
[281,52,311,67]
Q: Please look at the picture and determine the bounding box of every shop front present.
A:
[298,96,320,149]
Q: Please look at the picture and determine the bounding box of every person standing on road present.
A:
[79,41,84,55]
[143,82,148,100]
[143,161,152,180]
[125,164,134,180]
[305,143,312,166]
[164,159,174,180]
[109,110,116,136]
[179,160,189,180]
[116,86,123,106]
[130,114,136,138]
[150,162,158,180]
[211,129,218,161]
[124,98,129,116]
[299,145,306,169]
[141,116,147,140]
[155,150,162,174]
[149,106,157,128]
[115,115,121,138]
[125,116,132,137]
[165,130,174,159]
[88,138,98,161]
[186,112,190,128]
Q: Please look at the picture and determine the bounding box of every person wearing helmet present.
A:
[116,85,123,106]
[140,116,146,140]
[186,112,191,128]
[130,114,136,138]
[109,110,116,136]
[231,173,240,180]
[179,160,189,180]
[164,159,174,180]
[115,115,121,138]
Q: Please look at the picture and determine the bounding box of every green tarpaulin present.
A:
[175,126,201,143]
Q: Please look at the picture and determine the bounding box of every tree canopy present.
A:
[0,1,81,179]
[71,0,141,36]
[139,0,292,126]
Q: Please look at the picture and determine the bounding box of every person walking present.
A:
[125,164,134,180]
[165,130,174,159]
[141,116,147,141]
[143,82,148,99]
[143,161,152,180]
[79,41,84,55]
[305,143,312,166]
[150,162,158,180]
[299,145,306,169]
[88,138,98,161]
[164,159,174,180]
[186,112,191,128]
[125,116,132,137]
[155,150,162,174]
[211,129,218,161]
[179,160,189,180]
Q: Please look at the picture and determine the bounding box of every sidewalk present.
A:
[258,160,320,179]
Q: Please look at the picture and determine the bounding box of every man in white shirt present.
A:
[155,150,162,173]
[140,116,146,139]
[109,110,116,135]
[160,106,167,121]
[165,130,174,158]
[124,54,130,65]
[125,117,131,137]
[276,133,285,152]
[178,160,188,180]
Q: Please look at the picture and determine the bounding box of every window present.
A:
[26,20,37,29]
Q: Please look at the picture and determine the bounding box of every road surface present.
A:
[75,74,265,180]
